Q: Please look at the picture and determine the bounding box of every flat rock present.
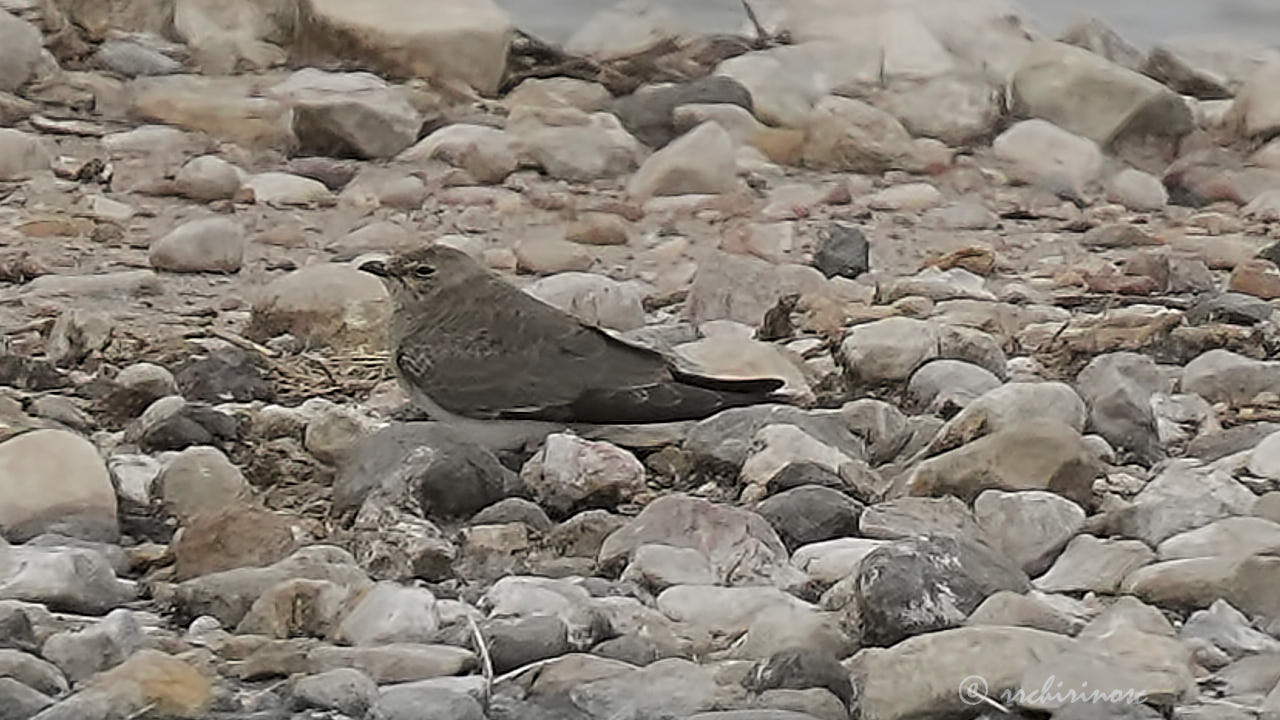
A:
[1034,534,1155,594]
[291,667,377,717]
[1181,349,1280,405]
[907,420,1100,508]
[0,429,117,543]
[0,543,134,614]
[1157,517,1280,561]
[509,107,646,182]
[1110,460,1258,546]
[802,95,916,174]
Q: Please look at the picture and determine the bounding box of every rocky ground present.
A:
[2,0,1280,719]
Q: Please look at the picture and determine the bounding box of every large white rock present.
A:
[627,122,737,200]
[1011,41,1194,148]
[130,75,294,151]
[295,0,513,95]
[993,119,1103,198]
[0,430,118,543]
[526,272,645,332]
[248,264,390,350]
[508,107,646,182]
[1226,61,1280,141]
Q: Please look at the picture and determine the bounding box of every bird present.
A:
[359,245,788,452]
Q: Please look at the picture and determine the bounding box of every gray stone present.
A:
[0,677,52,720]
[754,486,863,552]
[247,263,390,350]
[1034,535,1155,594]
[399,124,519,184]
[157,446,248,522]
[334,422,517,519]
[1182,599,1280,660]
[1076,352,1165,465]
[859,496,984,543]
[333,582,439,646]
[527,273,646,332]
[599,494,799,588]
[993,119,1101,198]
[0,544,134,615]
[95,39,183,77]
[570,658,718,720]
[1182,349,1280,405]
[856,534,1030,647]
[308,644,474,685]
[0,648,67,697]
[483,615,572,673]
[41,609,144,682]
[907,360,1001,415]
[683,405,862,480]
[372,686,485,720]
[975,490,1086,575]
[292,667,377,717]
[812,223,868,280]
[472,498,552,533]
[1111,460,1258,546]
[612,75,753,149]
[520,433,646,518]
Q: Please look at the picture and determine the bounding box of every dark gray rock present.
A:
[0,605,38,653]
[0,677,52,720]
[592,635,662,666]
[135,401,240,453]
[175,348,274,403]
[1186,422,1280,461]
[472,498,553,533]
[570,658,718,720]
[743,648,852,706]
[1051,702,1162,719]
[372,686,486,720]
[812,223,869,280]
[754,486,864,551]
[334,422,518,519]
[683,406,863,481]
[1076,352,1165,465]
[612,75,753,148]
[766,463,846,493]
[491,693,593,720]
[856,534,1031,647]
[483,615,573,673]
[1185,292,1275,326]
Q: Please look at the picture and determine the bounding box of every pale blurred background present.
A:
[495,0,1280,48]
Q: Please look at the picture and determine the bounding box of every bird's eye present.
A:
[414,265,435,279]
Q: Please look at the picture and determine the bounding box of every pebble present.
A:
[149,217,246,273]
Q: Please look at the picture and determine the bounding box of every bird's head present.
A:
[359,244,481,300]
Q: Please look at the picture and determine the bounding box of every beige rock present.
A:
[509,107,646,181]
[171,0,291,73]
[907,420,1100,507]
[505,77,611,112]
[150,217,246,273]
[872,72,1003,146]
[1012,40,1193,147]
[1229,258,1280,300]
[158,446,249,522]
[673,336,812,403]
[0,129,49,181]
[247,263,390,350]
[1107,168,1168,211]
[399,124,519,184]
[867,182,943,212]
[173,504,300,581]
[846,626,1074,720]
[627,122,737,200]
[174,155,242,201]
[526,272,644,332]
[514,237,592,275]
[295,0,511,95]
[0,430,118,543]
[993,119,1102,198]
[1033,534,1155,593]
[130,75,294,150]
[521,434,646,517]
[268,69,422,159]
[1226,61,1280,141]
[1243,189,1280,221]
[243,172,333,207]
[307,644,475,684]
[802,95,916,174]
[685,250,829,326]
[85,649,212,719]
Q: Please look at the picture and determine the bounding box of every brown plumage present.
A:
[360,245,784,425]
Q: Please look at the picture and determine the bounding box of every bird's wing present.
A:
[595,326,787,395]
[398,271,785,422]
